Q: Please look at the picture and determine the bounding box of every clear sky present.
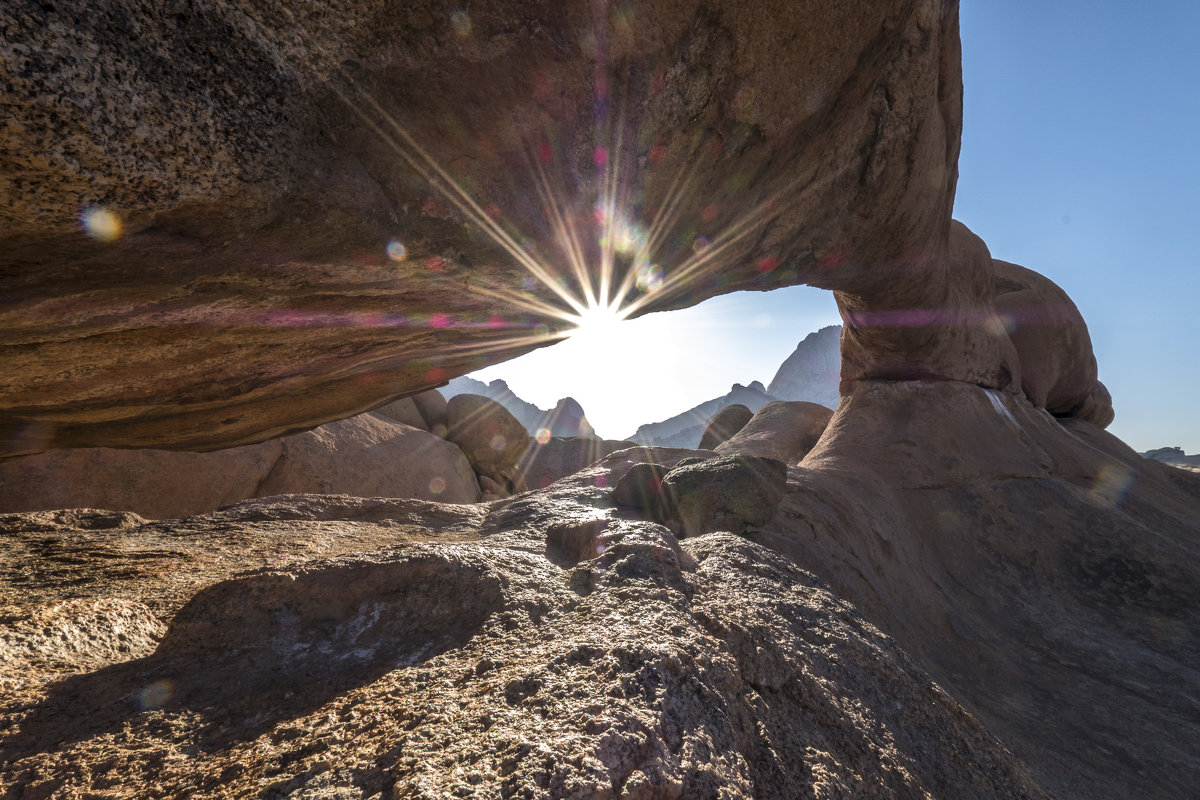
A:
[475,1,1199,451]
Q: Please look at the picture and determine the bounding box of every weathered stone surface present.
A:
[1,0,967,455]
[697,403,754,450]
[611,461,670,514]
[0,465,1053,800]
[753,380,1200,800]
[518,435,638,490]
[446,394,531,477]
[661,454,788,537]
[715,400,834,464]
[257,414,480,504]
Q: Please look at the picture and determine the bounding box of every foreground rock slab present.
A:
[0,464,1048,799]
[3,384,1196,798]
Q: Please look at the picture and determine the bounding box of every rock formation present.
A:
[446,394,531,500]
[5,416,1195,798]
[2,0,967,455]
[0,388,483,518]
[1,2,1192,798]
[715,401,834,464]
[1143,446,1200,470]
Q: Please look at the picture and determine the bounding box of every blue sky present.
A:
[476,2,1199,450]
[956,0,1199,452]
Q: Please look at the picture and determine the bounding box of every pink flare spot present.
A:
[426,367,446,383]
[649,143,665,164]
[593,146,609,167]
[756,256,779,273]
[819,252,846,270]
[593,474,608,489]
[652,70,667,95]
[425,256,446,273]
[429,313,450,328]
[535,427,552,445]
[428,476,447,495]
[488,315,505,329]
[485,203,501,220]
[594,75,608,100]
[537,140,553,163]
[701,203,718,222]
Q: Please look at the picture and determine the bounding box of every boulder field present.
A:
[1,1,1193,798]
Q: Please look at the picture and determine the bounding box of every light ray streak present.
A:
[344,82,590,317]
[527,150,597,309]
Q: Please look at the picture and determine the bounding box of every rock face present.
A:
[715,400,835,464]
[661,455,789,537]
[630,382,775,448]
[0,440,283,520]
[0,411,481,518]
[697,404,755,450]
[256,415,480,503]
[2,0,967,455]
[992,258,1113,425]
[2,383,1198,798]
[766,324,843,408]
[2,3,1181,798]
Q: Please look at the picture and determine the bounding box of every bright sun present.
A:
[568,303,628,342]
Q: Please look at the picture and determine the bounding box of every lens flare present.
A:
[386,240,408,261]
[80,206,123,242]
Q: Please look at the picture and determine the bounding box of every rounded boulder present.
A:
[446,394,531,476]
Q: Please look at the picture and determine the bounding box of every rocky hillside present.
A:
[629,382,775,448]
[766,324,843,408]
[1143,446,1200,469]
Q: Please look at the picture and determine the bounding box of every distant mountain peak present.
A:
[628,326,842,448]
[442,378,594,438]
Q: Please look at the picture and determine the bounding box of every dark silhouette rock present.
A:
[519,436,637,490]
[697,404,755,450]
[630,382,775,448]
